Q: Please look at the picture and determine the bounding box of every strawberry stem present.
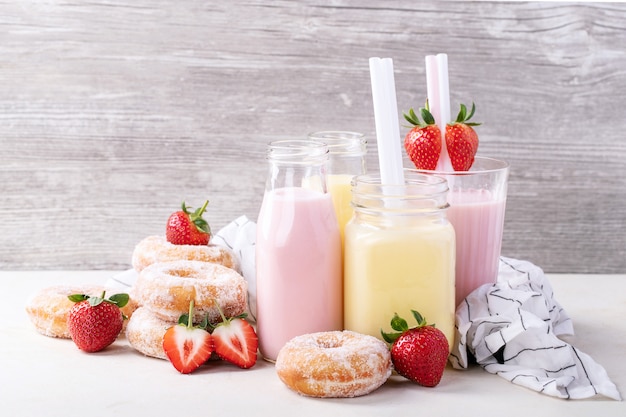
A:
[214,299,228,324]
[185,200,211,235]
[209,299,249,330]
[197,200,209,217]
[186,300,195,329]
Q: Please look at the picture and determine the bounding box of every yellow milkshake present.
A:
[327,174,354,245]
[343,171,456,350]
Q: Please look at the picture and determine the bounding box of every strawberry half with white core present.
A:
[381,310,449,387]
[165,200,211,245]
[445,102,480,171]
[403,104,442,170]
[211,303,258,369]
[67,292,129,353]
[162,301,214,374]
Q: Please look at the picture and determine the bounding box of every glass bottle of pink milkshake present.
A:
[255,139,343,362]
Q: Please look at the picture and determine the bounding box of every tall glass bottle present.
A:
[308,131,367,248]
[343,170,456,350]
[256,139,343,362]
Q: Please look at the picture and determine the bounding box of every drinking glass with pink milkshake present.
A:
[418,156,509,307]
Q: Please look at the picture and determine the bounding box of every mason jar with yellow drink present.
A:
[343,171,456,350]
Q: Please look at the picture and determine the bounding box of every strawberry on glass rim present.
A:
[166,200,211,245]
[403,104,442,171]
[404,101,480,172]
[445,102,480,171]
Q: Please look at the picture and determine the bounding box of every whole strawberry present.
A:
[67,292,129,353]
[403,104,442,170]
[381,310,449,387]
[166,200,211,245]
[445,102,480,171]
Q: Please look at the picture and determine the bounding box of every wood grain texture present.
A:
[1,1,625,272]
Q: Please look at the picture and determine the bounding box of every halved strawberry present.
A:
[445,102,480,171]
[162,301,214,374]
[403,104,442,170]
[211,304,258,369]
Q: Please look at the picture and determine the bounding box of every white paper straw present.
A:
[437,53,451,130]
[425,55,441,131]
[436,53,453,172]
[425,54,453,172]
[369,57,405,185]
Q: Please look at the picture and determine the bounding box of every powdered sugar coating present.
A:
[132,235,240,273]
[126,307,170,360]
[275,330,392,398]
[133,260,248,324]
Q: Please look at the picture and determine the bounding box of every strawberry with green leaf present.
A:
[166,200,211,245]
[67,291,129,353]
[445,102,480,171]
[162,301,214,374]
[403,104,442,171]
[381,310,449,387]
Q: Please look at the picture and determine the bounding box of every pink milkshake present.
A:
[418,156,509,307]
[256,139,342,362]
[447,189,506,306]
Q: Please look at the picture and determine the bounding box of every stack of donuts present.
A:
[126,235,248,359]
[25,234,248,362]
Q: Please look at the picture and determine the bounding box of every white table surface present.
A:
[1,271,624,417]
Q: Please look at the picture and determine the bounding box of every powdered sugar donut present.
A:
[133,260,247,324]
[275,330,392,398]
[125,307,169,360]
[132,235,240,273]
[25,284,138,338]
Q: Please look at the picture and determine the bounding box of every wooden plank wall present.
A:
[1,1,625,273]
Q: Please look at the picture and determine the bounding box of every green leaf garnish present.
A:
[109,293,129,308]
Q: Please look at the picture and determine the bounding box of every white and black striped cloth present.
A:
[450,257,621,400]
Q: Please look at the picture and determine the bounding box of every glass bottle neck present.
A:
[265,139,329,193]
[308,131,367,176]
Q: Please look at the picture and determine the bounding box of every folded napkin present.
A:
[107,215,258,321]
[107,268,138,291]
[210,215,257,321]
[450,257,622,400]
